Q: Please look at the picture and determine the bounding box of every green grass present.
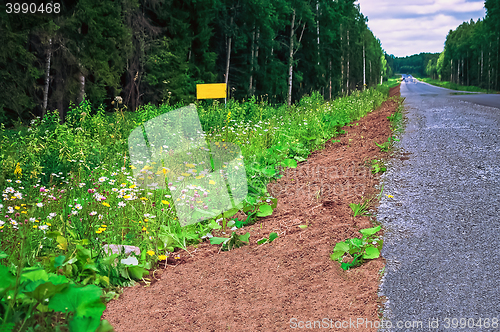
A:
[0,87,390,330]
[414,77,496,93]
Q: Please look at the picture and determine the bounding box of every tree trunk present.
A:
[340,24,344,95]
[328,59,332,100]
[481,50,483,87]
[316,1,320,66]
[225,16,233,87]
[287,9,296,106]
[254,28,259,96]
[362,42,366,90]
[78,65,85,105]
[42,38,52,118]
[249,23,255,96]
[347,29,350,94]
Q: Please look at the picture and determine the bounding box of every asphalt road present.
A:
[378,78,500,331]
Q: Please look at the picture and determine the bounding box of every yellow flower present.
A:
[46,223,51,227]
[33,225,38,229]
[161,200,170,205]
[142,227,147,231]
[123,195,131,199]
[21,211,27,214]
[195,175,204,179]
[129,165,136,169]
[158,255,167,261]
[102,202,110,207]
[14,206,20,210]
[386,194,394,198]
[181,173,191,177]
[101,224,107,228]
[144,219,149,222]
[146,250,155,256]
[140,197,148,201]
[96,229,102,234]
[129,184,136,189]
[209,180,216,185]
[186,163,195,168]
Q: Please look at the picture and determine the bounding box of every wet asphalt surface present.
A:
[378,77,500,331]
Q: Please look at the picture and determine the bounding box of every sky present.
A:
[355,0,487,57]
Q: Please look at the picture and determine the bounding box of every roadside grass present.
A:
[414,77,496,93]
[0,87,390,330]
[387,77,401,88]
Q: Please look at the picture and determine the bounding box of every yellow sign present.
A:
[196,83,227,99]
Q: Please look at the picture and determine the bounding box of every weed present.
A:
[330,225,383,270]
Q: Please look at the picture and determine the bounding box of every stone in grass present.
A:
[103,244,141,256]
[102,244,141,266]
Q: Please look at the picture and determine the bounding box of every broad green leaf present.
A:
[281,159,297,168]
[127,266,149,280]
[330,251,344,261]
[0,265,15,294]
[54,255,66,268]
[49,284,105,318]
[0,251,7,259]
[21,268,48,283]
[268,232,278,242]
[96,319,115,332]
[363,246,380,259]
[69,316,101,332]
[209,237,229,245]
[359,225,381,237]
[239,232,250,242]
[256,204,273,217]
[262,167,276,177]
[223,207,239,219]
[346,238,363,248]
[25,281,68,302]
[333,242,349,253]
[257,238,268,245]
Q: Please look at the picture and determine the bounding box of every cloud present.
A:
[356,0,486,57]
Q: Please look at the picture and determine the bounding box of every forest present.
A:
[424,0,499,90]
[0,0,388,127]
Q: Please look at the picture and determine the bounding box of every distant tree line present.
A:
[427,0,499,90]
[0,0,388,126]
[386,52,440,77]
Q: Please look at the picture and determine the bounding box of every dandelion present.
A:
[209,180,216,185]
[158,255,167,261]
[161,200,170,205]
[146,250,155,256]
[102,202,110,207]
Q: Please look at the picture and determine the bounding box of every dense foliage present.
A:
[426,0,499,90]
[0,87,389,331]
[0,0,388,127]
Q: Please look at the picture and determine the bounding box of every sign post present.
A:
[196,83,227,107]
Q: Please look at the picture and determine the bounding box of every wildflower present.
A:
[209,180,216,185]
[98,214,103,220]
[14,163,22,178]
[129,184,136,189]
[118,201,126,207]
[102,202,110,207]
[47,212,57,219]
[386,194,394,198]
[161,200,170,205]
[89,211,97,216]
[158,255,167,261]
[39,224,48,231]
[75,204,82,210]
[146,250,155,256]
[142,226,147,231]
[98,177,107,182]
[14,206,20,210]
[140,197,148,201]
[36,202,43,207]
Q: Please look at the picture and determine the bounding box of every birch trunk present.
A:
[347,30,350,94]
[42,38,52,118]
[363,43,366,90]
[287,9,296,106]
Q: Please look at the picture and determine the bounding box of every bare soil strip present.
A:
[103,88,400,331]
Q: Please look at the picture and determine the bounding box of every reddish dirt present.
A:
[103,89,401,332]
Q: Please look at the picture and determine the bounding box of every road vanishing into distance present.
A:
[378,76,500,331]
